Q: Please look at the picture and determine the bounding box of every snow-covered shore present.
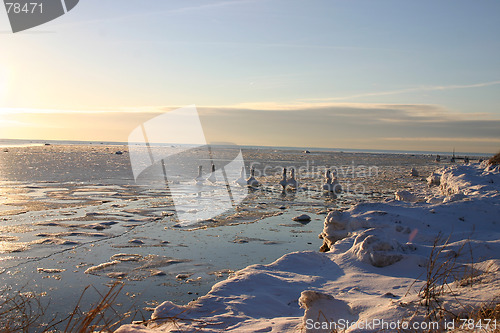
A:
[117,162,500,333]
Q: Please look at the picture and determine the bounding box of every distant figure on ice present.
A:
[236,167,247,187]
[287,168,298,190]
[323,170,332,191]
[323,169,342,193]
[195,165,205,184]
[279,168,288,191]
[246,166,260,187]
[331,171,342,194]
[207,163,217,183]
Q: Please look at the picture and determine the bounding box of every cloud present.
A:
[382,137,500,143]
[1,103,499,153]
[52,0,256,29]
[300,80,500,102]
[0,119,32,127]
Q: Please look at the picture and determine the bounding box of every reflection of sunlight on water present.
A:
[0,188,9,205]
[0,241,28,254]
[0,141,45,148]
[0,242,12,254]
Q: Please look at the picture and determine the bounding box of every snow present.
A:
[117,163,500,333]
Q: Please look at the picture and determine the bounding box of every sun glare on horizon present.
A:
[0,67,8,106]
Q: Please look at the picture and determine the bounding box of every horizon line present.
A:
[0,138,494,156]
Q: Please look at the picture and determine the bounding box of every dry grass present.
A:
[406,233,467,322]
[0,285,49,332]
[489,152,500,165]
[0,282,147,333]
[452,301,500,332]
[60,282,142,332]
[400,231,500,332]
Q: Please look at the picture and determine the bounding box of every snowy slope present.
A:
[117,163,500,333]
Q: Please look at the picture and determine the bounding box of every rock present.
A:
[299,290,356,332]
[161,211,175,217]
[443,193,467,203]
[151,269,166,276]
[427,172,441,186]
[426,196,443,204]
[107,272,127,279]
[319,211,354,252]
[410,168,419,177]
[292,214,311,223]
[128,239,145,244]
[394,190,418,202]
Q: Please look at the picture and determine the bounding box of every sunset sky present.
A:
[1,0,499,153]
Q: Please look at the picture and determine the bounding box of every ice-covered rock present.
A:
[427,172,441,186]
[443,192,467,203]
[426,196,443,204]
[394,190,418,202]
[300,290,356,333]
[350,231,405,267]
[319,211,355,251]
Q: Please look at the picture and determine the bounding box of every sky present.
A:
[0,0,499,153]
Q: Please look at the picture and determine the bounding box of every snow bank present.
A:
[117,163,500,333]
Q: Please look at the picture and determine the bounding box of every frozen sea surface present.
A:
[0,144,444,325]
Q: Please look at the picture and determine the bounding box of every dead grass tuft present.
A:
[489,152,500,165]
[0,282,147,333]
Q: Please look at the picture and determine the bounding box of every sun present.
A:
[0,67,8,104]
